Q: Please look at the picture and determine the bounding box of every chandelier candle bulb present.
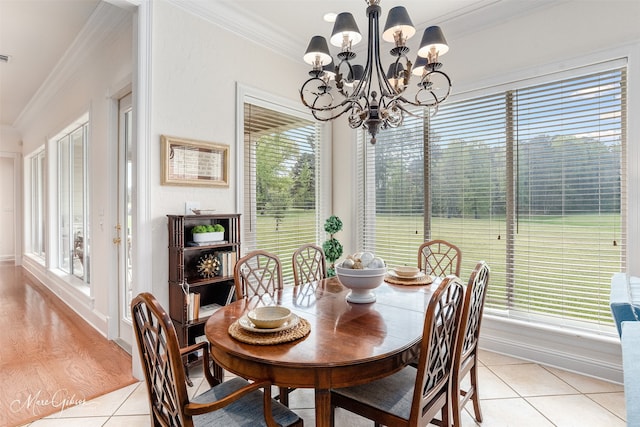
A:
[300,0,452,145]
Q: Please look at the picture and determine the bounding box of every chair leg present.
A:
[278,386,289,407]
[443,398,452,427]
[469,363,483,422]
[451,371,462,427]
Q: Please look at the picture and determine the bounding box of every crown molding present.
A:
[167,0,302,63]
[14,3,132,130]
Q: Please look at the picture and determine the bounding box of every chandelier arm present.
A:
[424,69,452,104]
[310,103,359,122]
[414,69,452,106]
[300,78,354,113]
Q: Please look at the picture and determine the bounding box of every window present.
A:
[30,149,46,258]
[359,63,626,334]
[242,98,326,283]
[56,121,90,284]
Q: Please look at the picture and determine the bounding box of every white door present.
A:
[117,93,134,347]
[0,156,15,263]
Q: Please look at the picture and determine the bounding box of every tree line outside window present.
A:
[359,64,625,334]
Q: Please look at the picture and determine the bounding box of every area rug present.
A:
[0,265,137,426]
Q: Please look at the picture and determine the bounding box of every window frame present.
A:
[236,84,332,283]
[358,59,627,336]
[28,148,47,260]
[51,115,91,288]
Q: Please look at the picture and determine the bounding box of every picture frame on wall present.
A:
[161,135,229,187]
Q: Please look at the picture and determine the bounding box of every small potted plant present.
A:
[192,224,225,243]
[323,215,343,277]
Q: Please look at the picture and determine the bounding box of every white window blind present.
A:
[507,69,625,329]
[427,93,508,299]
[243,102,323,283]
[357,114,427,269]
[360,63,626,334]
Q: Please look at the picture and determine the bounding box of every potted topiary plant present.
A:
[192,223,225,243]
[323,215,343,277]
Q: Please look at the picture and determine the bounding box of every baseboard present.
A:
[479,314,623,384]
[22,256,109,337]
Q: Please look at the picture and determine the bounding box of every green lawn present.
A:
[253,211,621,327]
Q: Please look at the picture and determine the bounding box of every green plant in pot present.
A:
[192,224,225,243]
[323,215,343,277]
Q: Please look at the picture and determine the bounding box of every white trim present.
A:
[167,0,300,63]
[22,255,109,336]
[129,0,153,380]
[14,3,131,129]
[235,83,332,250]
[480,314,623,384]
[132,1,152,298]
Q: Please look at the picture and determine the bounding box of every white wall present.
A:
[18,2,133,335]
[0,126,22,153]
[147,0,310,304]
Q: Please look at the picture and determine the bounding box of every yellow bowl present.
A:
[395,266,420,277]
[247,306,292,329]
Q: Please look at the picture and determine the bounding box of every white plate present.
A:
[387,269,428,280]
[238,313,300,333]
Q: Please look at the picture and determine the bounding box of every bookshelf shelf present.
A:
[167,213,241,348]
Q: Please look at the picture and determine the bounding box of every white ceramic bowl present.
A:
[247,306,292,329]
[394,266,420,277]
[335,263,387,304]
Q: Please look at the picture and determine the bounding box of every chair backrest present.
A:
[456,261,490,366]
[418,239,462,278]
[131,292,193,427]
[411,275,465,425]
[234,250,284,300]
[292,243,327,286]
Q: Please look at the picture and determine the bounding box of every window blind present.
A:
[360,63,626,334]
[357,113,426,269]
[243,102,322,283]
[427,93,508,303]
[508,69,625,329]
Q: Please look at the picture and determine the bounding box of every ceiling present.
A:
[0,0,556,129]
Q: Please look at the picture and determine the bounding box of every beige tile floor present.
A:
[20,349,625,427]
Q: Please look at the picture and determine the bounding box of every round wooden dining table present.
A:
[204,277,434,427]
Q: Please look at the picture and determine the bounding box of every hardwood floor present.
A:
[0,263,135,427]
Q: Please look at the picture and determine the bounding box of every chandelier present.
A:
[300,0,452,144]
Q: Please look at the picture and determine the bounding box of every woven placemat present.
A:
[385,274,433,286]
[228,317,311,345]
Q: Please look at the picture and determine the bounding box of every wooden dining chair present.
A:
[418,239,462,278]
[233,250,292,405]
[330,275,465,427]
[234,250,284,300]
[131,292,303,427]
[292,243,327,286]
[451,261,490,427]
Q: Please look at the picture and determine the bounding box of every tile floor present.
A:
[20,349,625,427]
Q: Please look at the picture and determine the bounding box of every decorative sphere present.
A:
[360,251,375,267]
[336,262,386,304]
[342,258,355,269]
[368,257,385,269]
